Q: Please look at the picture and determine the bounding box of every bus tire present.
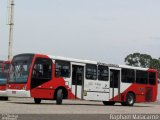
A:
[103,101,115,106]
[34,98,41,104]
[125,93,135,106]
[56,89,63,105]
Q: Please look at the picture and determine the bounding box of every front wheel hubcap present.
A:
[128,95,133,104]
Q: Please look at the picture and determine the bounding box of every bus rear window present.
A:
[149,72,156,85]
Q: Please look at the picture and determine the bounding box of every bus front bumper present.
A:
[0,90,7,97]
[6,89,31,98]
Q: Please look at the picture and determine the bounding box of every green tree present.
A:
[125,53,152,68]
[150,59,160,79]
[150,59,160,69]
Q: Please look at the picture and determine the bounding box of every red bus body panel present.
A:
[112,69,158,103]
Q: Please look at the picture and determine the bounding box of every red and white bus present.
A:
[6,53,158,106]
[0,60,10,100]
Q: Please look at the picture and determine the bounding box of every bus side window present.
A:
[122,68,135,83]
[98,65,108,81]
[55,60,70,78]
[136,70,148,84]
[86,64,97,80]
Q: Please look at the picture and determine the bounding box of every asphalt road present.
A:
[0,97,159,114]
[0,97,159,120]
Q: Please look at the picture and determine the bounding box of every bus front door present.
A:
[71,65,84,99]
[109,68,121,101]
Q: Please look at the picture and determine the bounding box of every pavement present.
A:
[0,97,159,114]
[0,97,160,120]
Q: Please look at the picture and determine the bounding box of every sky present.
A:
[0,0,160,64]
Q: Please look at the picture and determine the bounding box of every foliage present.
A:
[125,53,152,68]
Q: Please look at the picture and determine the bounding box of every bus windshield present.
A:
[8,54,34,83]
[0,72,7,84]
[0,62,9,85]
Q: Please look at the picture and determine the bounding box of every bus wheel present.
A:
[56,89,63,105]
[34,98,41,104]
[125,93,135,106]
[103,101,115,106]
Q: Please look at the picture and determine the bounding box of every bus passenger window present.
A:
[136,70,148,84]
[55,60,70,78]
[86,64,97,80]
[98,65,108,81]
[122,68,135,83]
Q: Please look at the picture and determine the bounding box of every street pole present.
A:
[7,0,14,60]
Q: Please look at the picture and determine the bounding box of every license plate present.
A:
[12,91,16,94]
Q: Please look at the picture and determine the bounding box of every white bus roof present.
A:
[119,65,148,71]
[48,55,97,64]
[49,55,149,71]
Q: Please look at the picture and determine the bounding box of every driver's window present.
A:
[32,58,52,80]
